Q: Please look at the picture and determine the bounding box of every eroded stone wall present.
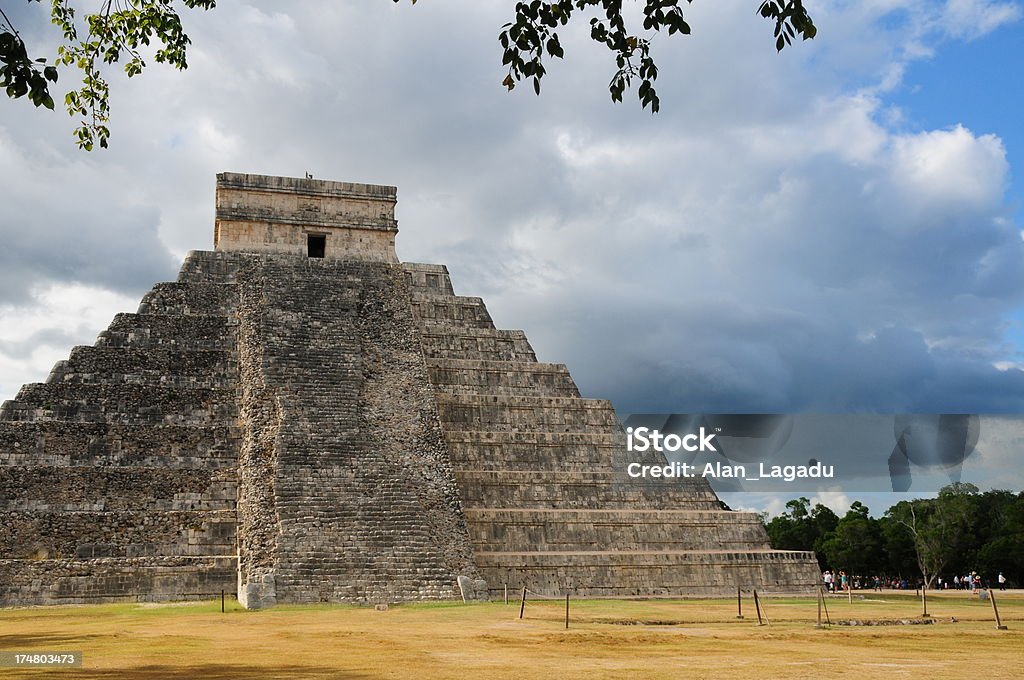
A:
[0,251,242,605]
[404,262,822,597]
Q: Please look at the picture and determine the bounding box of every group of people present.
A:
[822,570,1010,592]
[946,572,1008,591]
[821,570,849,592]
[950,573,982,590]
[822,571,912,592]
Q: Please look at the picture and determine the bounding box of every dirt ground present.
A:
[0,591,1021,679]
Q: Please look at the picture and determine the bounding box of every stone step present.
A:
[177,250,244,284]
[0,555,237,606]
[444,430,622,446]
[444,432,635,473]
[271,580,458,604]
[96,313,237,351]
[443,430,677,471]
[0,510,238,560]
[409,293,494,329]
[46,347,236,388]
[474,549,820,598]
[402,263,454,295]
[463,508,770,552]
[276,546,451,560]
[454,469,721,509]
[0,422,239,468]
[444,436,623,470]
[419,327,537,362]
[435,394,618,432]
[1,384,238,425]
[274,511,431,521]
[136,282,238,316]
[0,466,236,512]
[425,358,580,397]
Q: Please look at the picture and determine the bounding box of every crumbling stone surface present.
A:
[0,252,242,604]
[0,556,236,606]
[232,254,476,605]
[233,255,282,609]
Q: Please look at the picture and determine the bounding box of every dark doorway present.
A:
[307,234,326,258]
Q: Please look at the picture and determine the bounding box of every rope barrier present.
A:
[519,588,572,628]
[524,588,567,600]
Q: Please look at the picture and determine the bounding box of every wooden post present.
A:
[821,588,831,626]
[565,594,570,629]
[815,587,823,629]
[221,589,225,613]
[504,583,509,605]
[921,584,930,618]
[753,589,766,626]
[990,589,1008,630]
[847,584,853,605]
[736,586,744,619]
[519,587,527,620]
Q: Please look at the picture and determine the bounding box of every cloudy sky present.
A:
[2,2,1023,511]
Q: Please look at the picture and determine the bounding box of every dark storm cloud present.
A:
[0,327,81,360]
[0,146,179,303]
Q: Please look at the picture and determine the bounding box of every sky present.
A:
[1,1,1023,515]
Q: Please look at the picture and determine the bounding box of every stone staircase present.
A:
[231,255,476,607]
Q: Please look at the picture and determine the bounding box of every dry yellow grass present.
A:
[1,591,1021,679]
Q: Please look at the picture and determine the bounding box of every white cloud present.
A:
[888,125,1009,221]
[940,0,1023,39]
[0,284,138,399]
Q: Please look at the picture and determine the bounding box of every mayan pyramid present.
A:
[0,173,819,607]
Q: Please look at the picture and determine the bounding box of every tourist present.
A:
[998,572,1007,591]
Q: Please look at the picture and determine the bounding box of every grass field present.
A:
[1,591,1021,679]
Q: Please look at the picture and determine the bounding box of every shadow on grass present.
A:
[72,666,370,679]
[0,633,108,647]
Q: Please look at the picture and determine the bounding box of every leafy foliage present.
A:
[765,485,1024,588]
[8,2,816,149]
[886,484,978,588]
[0,3,58,110]
[390,1,816,113]
[764,497,837,569]
[1,1,215,150]
[819,502,883,578]
[486,1,816,113]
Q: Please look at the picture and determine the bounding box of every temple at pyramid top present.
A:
[213,172,399,262]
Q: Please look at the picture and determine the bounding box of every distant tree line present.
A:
[762,483,1024,588]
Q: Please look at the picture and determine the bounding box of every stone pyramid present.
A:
[0,173,819,607]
